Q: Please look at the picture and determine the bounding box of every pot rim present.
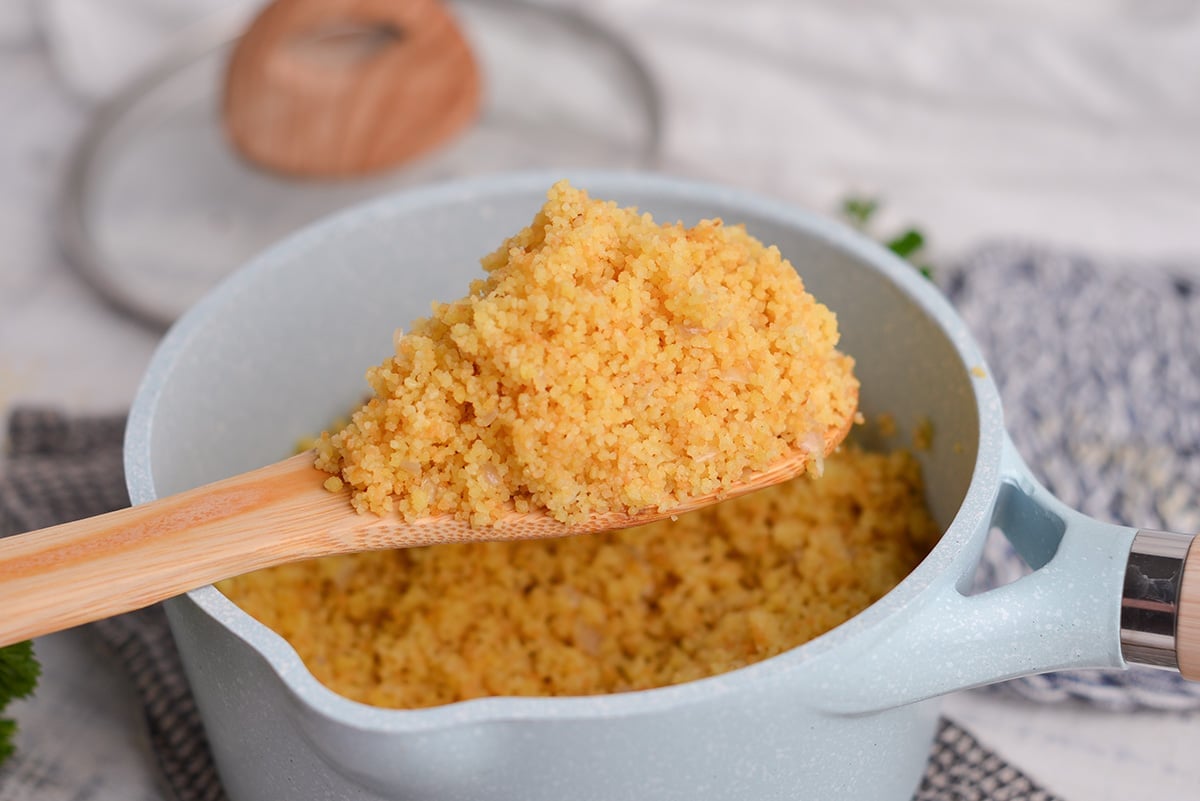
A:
[125,169,1006,732]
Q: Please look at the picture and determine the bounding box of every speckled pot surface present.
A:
[124,171,1136,801]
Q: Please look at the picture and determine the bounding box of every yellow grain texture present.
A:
[220,448,938,709]
[313,181,857,525]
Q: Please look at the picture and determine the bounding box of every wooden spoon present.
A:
[223,0,481,177]
[0,397,855,647]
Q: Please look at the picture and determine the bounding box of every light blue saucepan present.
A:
[124,171,1197,800]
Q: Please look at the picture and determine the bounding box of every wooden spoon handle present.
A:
[0,453,346,646]
[0,404,856,648]
[0,450,610,647]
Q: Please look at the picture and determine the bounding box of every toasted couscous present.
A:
[219,181,937,710]
[314,181,858,525]
[219,447,938,708]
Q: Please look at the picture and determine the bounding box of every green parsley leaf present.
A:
[885,229,925,259]
[841,196,879,229]
[0,640,40,767]
[0,719,14,766]
[839,196,934,280]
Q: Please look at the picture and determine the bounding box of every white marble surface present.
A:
[2,1,1200,799]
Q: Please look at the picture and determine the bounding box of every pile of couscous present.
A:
[219,181,934,710]
[314,181,858,525]
[219,447,938,708]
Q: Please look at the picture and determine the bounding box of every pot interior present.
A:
[136,173,980,548]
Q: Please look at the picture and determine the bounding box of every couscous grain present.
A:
[220,447,938,708]
[218,182,935,710]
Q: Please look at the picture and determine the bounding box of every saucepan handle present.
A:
[811,436,1200,714]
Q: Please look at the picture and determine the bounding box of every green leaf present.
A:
[885,229,925,259]
[840,196,879,228]
[0,641,39,768]
[838,195,935,281]
[0,718,13,766]
[0,642,39,706]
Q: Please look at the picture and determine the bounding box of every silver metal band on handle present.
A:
[1121,529,1195,669]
